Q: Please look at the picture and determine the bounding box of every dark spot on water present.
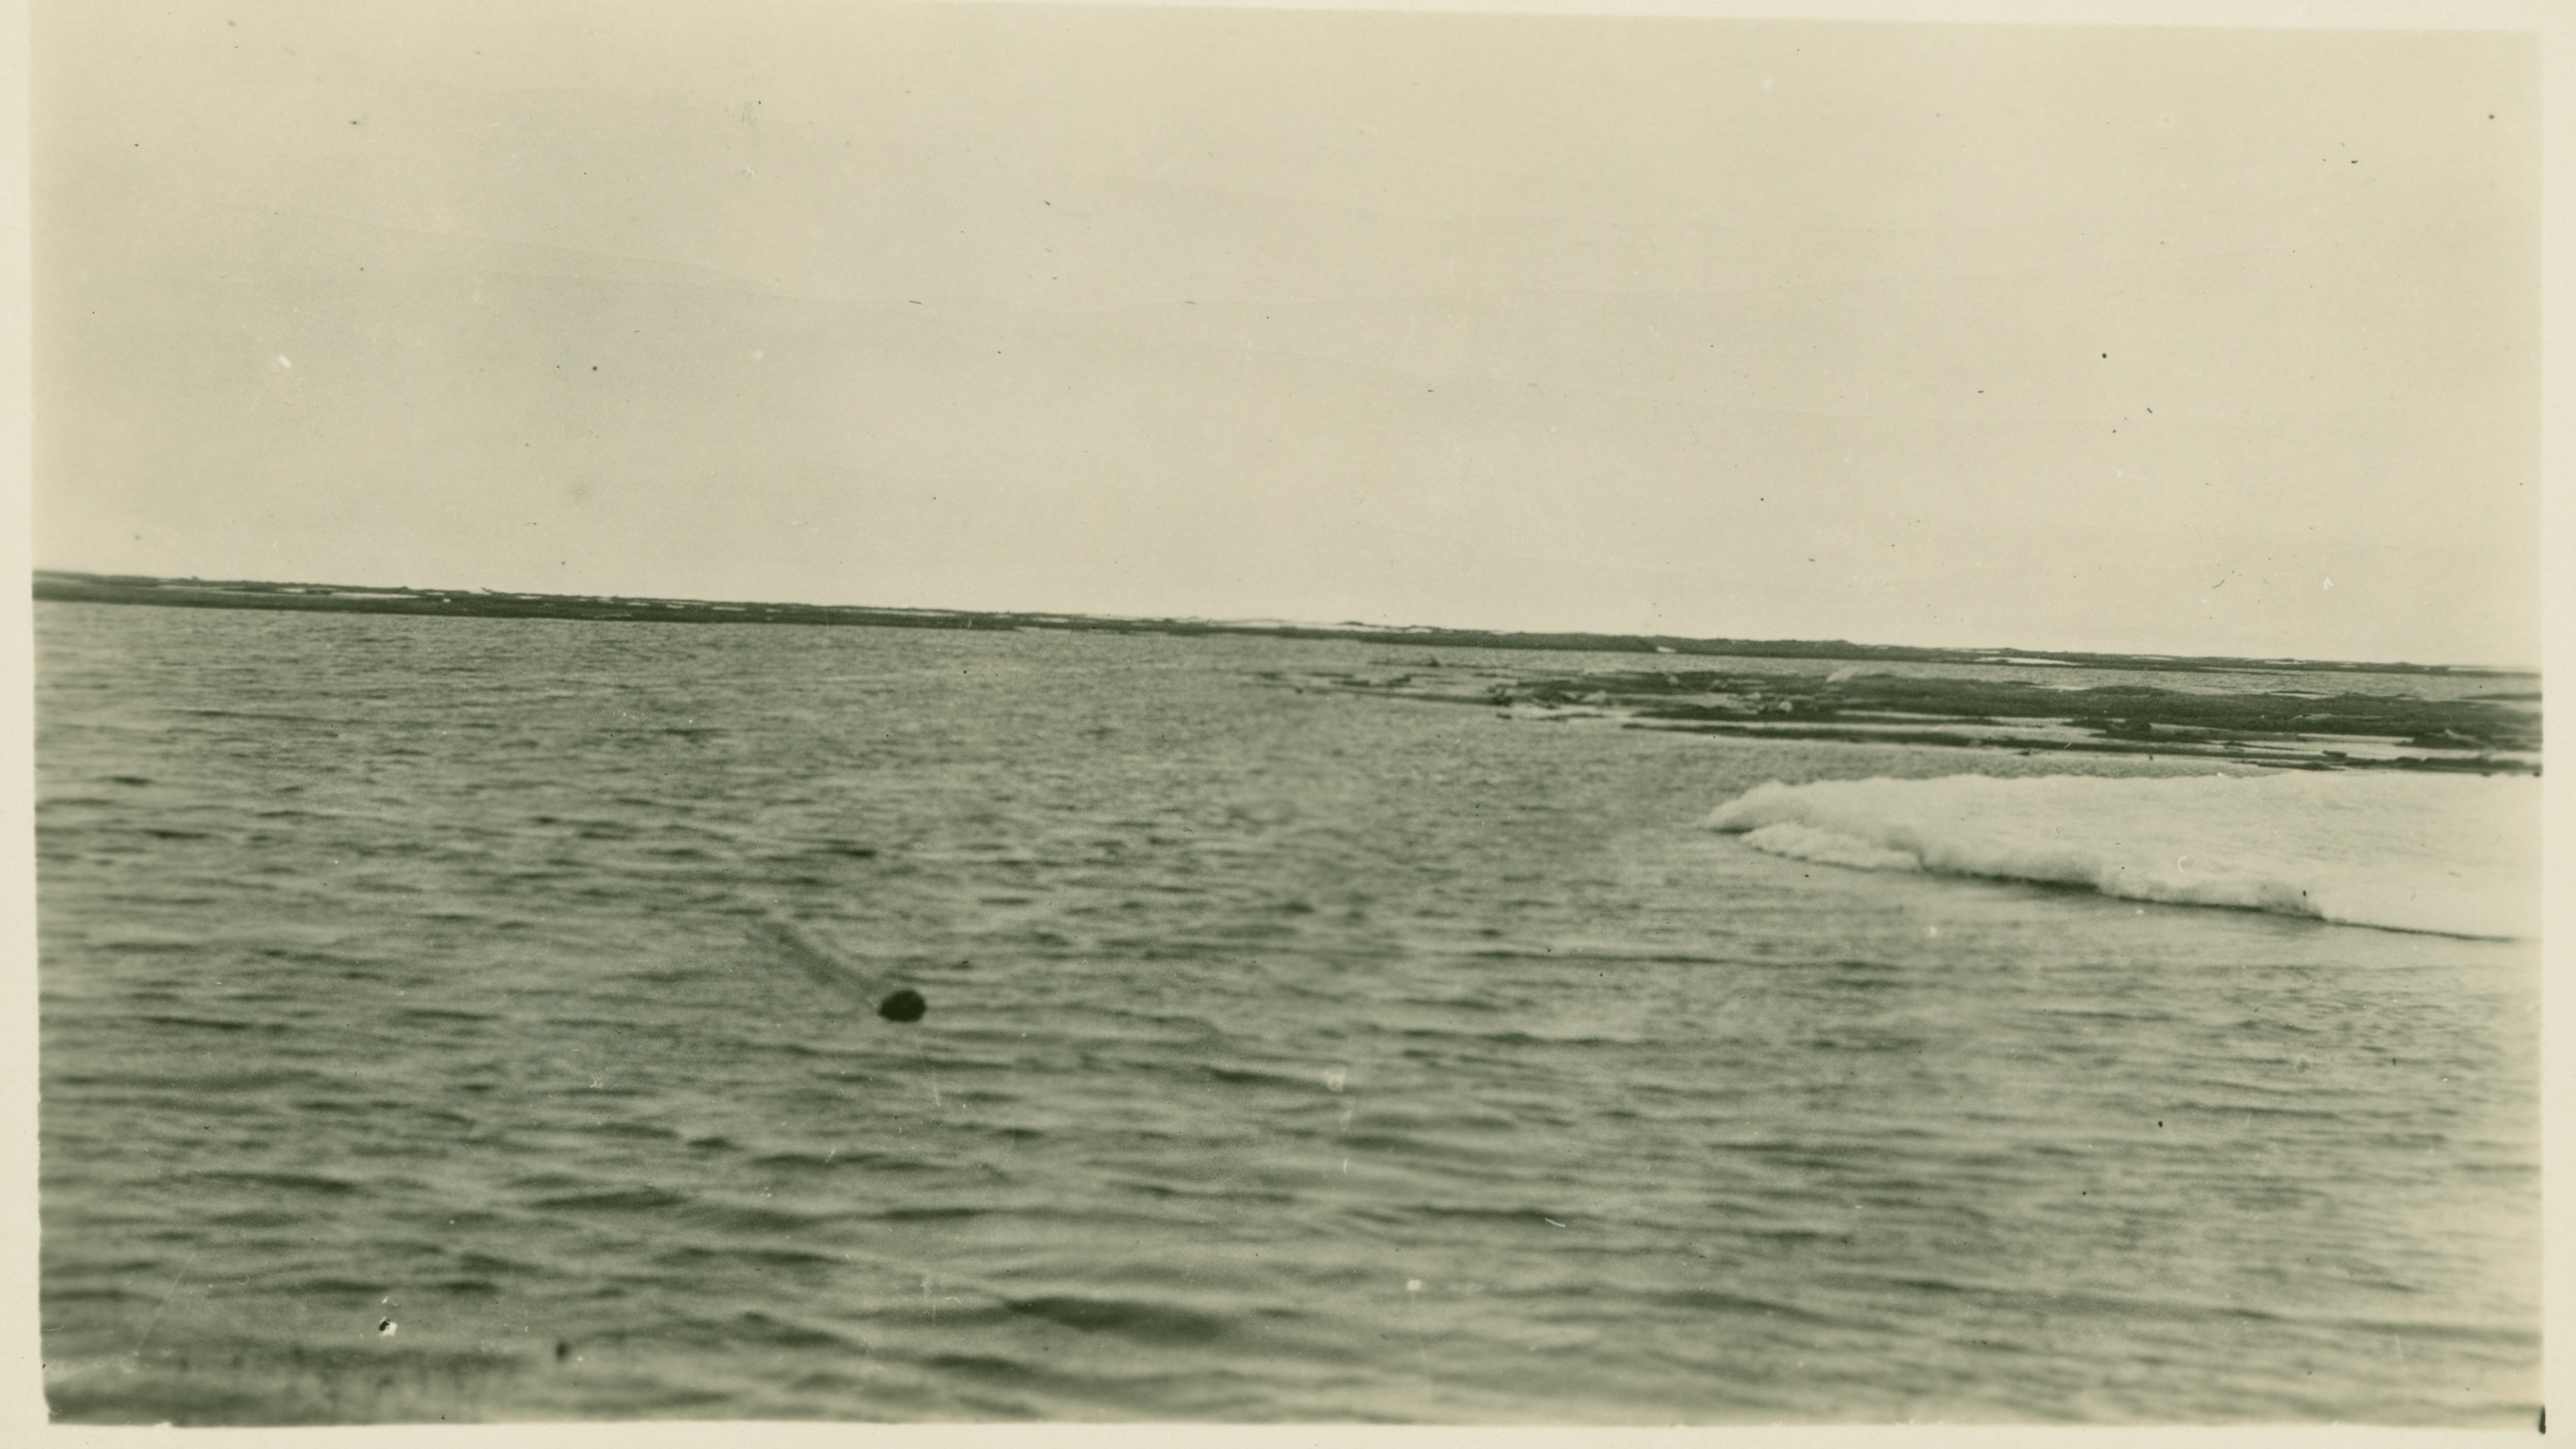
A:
[878,988,927,1023]
[556,1339,571,1362]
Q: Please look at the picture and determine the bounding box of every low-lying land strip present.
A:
[32,571,2519,679]
[1269,662,2539,774]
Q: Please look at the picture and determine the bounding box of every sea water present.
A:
[33,603,2541,1424]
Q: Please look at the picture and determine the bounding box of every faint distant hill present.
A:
[31,569,2517,677]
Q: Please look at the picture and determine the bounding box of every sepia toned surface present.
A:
[23,0,2549,1430]
[34,604,2542,1422]
[32,1,2539,666]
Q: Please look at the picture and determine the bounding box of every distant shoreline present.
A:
[1279,660,2539,775]
[30,569,2526,679]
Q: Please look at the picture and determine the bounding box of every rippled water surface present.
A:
[36,603,2540,1424]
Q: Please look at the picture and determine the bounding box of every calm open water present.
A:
[34,602,2540,1424]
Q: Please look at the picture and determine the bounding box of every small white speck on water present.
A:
[1406,1279,1422,1293]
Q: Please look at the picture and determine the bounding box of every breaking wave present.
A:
[1706,771,2538,939]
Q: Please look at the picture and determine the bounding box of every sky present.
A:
[29,0,2544,665]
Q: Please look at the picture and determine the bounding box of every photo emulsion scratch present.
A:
[26,0,2543,1427]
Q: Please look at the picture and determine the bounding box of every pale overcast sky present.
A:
[32,1,2541,665]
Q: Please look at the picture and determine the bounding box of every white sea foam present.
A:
[1706,771,2539,938]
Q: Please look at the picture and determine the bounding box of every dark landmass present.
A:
[29,570,2530,678]
[1268,662,2540,775]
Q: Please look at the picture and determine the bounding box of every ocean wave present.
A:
[1002,1294,1232,1343]
[1705,772,2537,939]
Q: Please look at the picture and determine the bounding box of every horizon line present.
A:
[28,567,2538,677]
